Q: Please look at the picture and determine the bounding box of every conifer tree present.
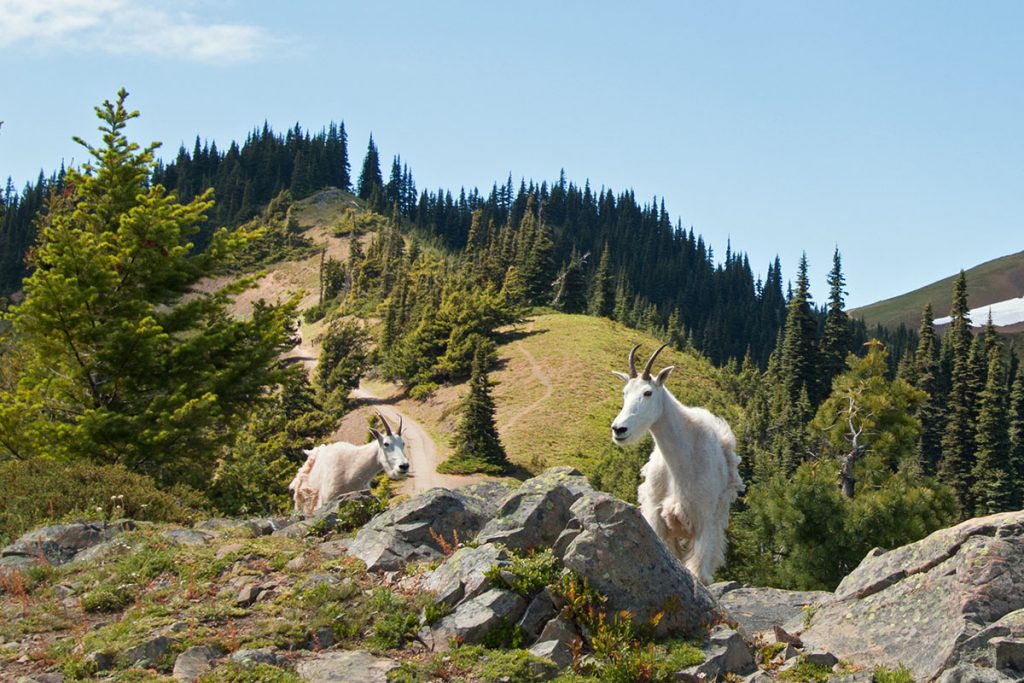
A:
[440,340,508,474]
[1009,364,1024,507]
[357,134,384,205]
[588,243,615,318]
[940,271,977,515]
[0,91,295,487]
[912,303,945,474]
[819,249,851,392]
[779,254,821,407]
[971,352,1014,514]
[552,248,588,313]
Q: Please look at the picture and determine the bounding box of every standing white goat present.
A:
[289,411,410,515]
[611,344,744,584]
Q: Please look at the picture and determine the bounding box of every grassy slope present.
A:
[852,249,1024,330]
[388,312,739,478]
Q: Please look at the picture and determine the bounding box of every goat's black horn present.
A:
[375,410,394,437]
[642,343,669,380]
[627,344,640,378]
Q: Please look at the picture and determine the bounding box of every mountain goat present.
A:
[611,344,744,583]
[289,411,409,515]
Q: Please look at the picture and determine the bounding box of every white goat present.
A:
[611,344,744,584]
[289,411,410,515]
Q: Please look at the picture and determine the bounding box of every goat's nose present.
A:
[399,463,410,472]
[613,426,628,436]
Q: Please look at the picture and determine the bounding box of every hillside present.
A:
[852,249,1024,331]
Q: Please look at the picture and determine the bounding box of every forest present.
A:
[2,92,1023,593]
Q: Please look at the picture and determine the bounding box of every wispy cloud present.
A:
[0,0,283,63]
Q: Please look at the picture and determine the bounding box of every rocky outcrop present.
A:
[716,584,830,636]
[296,650,399,682]
[1,520,135,571]
[799,510,1024,682]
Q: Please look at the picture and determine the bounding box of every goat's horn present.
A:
[642,343,669,380]
[375,410,394,437]
[627,344,640,378]
[398,414,403,436]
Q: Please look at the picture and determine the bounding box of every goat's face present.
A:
[371,431,410,479]
[610,344,674,446]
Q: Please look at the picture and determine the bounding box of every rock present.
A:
[235,583,262,607]
[718,586,829,636]
[772,624,804,647]
[537,614,579,645]
[162,528,213,546]
[741,672,776,683]
[529,639,574,670]
[992,637,1024,673]
[309,625,335,650]
[800,510,1024,682]
[803,651,839,668]
[826,673,873,683]
[560,491,718,637]
[285,549,320,571]
[122,635,174,668]
[936,664,1018,683]
[193,518,240,532]
[308,490,378,535]
[15,675,63,683]
[172,645,222,681]
[421,588,527,651]
[476,467,591,552]
[456,480,519,519]
[317,539,351,559]
[229,647,282,667]
[709,580,743,601]
[272,520,314,538]
[1,521,134,567]
[348,488,493,571]
[296,649,399,682]
[215,542,247,560]
[84,651,114,671]
[421,543,509,608]
[682,626,757,679]
[518,589,559,642]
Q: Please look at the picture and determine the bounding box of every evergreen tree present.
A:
[971,352,1014,514]
[939,271,977,515]
[779,254,821,407]
[912,303,945,474]
[1009,364,1024,507]
[357,134,384,205]
[439,340,508,475]
[551,248,588,313]
[588,243,615,318]
[819,249,851,393]
[0,91,295,487]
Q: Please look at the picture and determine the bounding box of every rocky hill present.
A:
[3,468,1023,682]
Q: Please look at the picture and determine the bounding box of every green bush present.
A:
[0,459,206,546]
[485,547,560,597]
[874,665,915,683]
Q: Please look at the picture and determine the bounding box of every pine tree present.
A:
[819,249,851,393]
[971,352,1014,514]
[912,303,945,474]
[0,91,295,487]
[588,242,615,318]
[552,248,588,313]
[439,341,508,474]
[357,134,384,205]
[1009,364,1024,507]
[939,271,977,515]
[779,254,821,407]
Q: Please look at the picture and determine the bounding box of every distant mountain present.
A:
[852,250,1024,332]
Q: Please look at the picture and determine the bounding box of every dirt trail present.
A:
[504,337,554,431]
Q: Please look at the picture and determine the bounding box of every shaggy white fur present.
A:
[612,345,744,583]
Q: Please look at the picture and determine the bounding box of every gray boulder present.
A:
[1,521,134,567]
[296,650,399,683]
[121,635,174,668]
[476,467,591,552]
[420,588,527,651]
[161,528,212,546]
[518,589,559,642]
[229,647,282,668]
[800,510,1024,682]
[348,488,492,571]
[560,491,718,637]
[172,645,222,681]
[718,585,830,636]
[420,543,509,607]
[530,639,574,670]
[681,626,757,680]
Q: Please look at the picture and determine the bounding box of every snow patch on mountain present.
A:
[935,294,1024,327]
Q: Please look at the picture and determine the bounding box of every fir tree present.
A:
[912,303,945,474]
[819,248,851,393]
[779,254,821,407]
[971,352,1014,514]
[357,134,384,205]
[588,242,615,318]
[939,271,977,515]
[0,91,295,487]
[551,248,588,313]
[439,340,508,474]
[1009,364,1024,507]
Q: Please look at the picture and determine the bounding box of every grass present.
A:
[852,248,1024,329]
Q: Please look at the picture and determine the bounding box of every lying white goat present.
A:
[289,411,410,515]
[611,344,744,584]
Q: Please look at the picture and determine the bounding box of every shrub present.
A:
[484,547,560,598]
[0,459,205,546]
[874,665,915,683]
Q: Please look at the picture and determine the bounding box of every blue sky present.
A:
[2,1,1022,308]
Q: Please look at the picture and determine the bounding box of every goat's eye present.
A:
[643,390,652,397]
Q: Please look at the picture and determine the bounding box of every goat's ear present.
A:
[611,370,630,382]
[369,428,383,444]
[654,366,674,386]
[302,448,314,456]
